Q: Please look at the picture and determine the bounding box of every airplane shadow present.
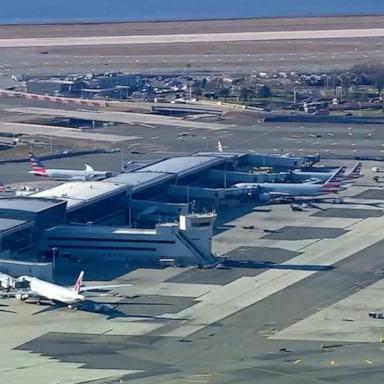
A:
[222,259,334,272]
[30,300,188,321]
[0,303,16,313]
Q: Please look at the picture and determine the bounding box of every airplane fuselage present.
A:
[29,169,110,181]
[23,277,85,305]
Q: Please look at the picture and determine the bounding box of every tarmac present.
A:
[1,164,384,383]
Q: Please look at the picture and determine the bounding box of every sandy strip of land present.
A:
[1,16,384,39]
[1,28,384,48]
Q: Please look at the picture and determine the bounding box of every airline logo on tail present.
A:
[29,152,47,176]
[320,167,346,194]
[346,162,362,179]
[73,271,84,294]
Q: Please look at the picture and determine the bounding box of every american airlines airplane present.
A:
[290,162,363,183]
[234,166,346,202]
[28,153,114,181]
[2,271,131,309]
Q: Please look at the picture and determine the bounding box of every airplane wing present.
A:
[269,192,291,197]
[79,283,132,292]
[68,176,87,181]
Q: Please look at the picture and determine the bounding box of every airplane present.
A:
[217,141,223,152]
[290,162,362,183]
[1,271,131,309]
[0,272,16,290]
[28,153,114,181]
[234,166,346,202]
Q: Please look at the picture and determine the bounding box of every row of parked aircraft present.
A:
[0,270,130,311]
[233,163,362,201]
[0,151,361,204]
[216,141,363,201]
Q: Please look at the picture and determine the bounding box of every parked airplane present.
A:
[234,166,346,201]
[0,272,16,290]
[290,162,362,183]
[28,153,114,181]
[2,271,131,308]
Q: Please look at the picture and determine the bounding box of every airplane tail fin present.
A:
[0,183,5,192]
[217,141,223,152]
[73,271,84,294]
[85,164,94,172]
[347,162,363,179]
[28,152,47,175]
[321,166,346,193]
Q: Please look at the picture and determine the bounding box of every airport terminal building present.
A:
[0,151,318,267]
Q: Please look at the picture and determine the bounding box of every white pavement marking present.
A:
[6,107,230,131]
[271,279,384,343]
[0,122,135,142]
[160,216,384,337]
[1,28,384,48]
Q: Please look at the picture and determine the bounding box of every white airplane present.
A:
[28,153,114,181]
[290,162,363,183]
[0,272,16,290]
[2,271,131,308]
[234,166,346,202]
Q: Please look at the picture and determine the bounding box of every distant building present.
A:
[25,72,141,99]
[26,79,74,96]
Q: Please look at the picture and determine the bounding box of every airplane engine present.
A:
[258,192,271,202]
[15,293,29,301]
[0,279,13,290]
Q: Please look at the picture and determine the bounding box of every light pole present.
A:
[202,136,209,151]
[51,247,58,274]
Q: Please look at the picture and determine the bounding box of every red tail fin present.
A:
[73,271,84,294]
[321,167,346,193]
[29,152,47,175]
[347,162,362,179]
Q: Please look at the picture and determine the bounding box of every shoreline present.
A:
[1,13,384,27]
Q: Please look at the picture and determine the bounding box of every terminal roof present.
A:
[31,181,130,210]
[46,224,157,236]
[193,152,246,160]
[0,197,65,213]
[107,172,173,192]
[138,156,224,177]
[0,218,29,232]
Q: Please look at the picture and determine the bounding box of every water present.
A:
[1,0,383,24]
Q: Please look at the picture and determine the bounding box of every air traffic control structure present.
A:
[0,151,318,267]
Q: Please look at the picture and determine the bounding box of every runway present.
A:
[1,28,384,48]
